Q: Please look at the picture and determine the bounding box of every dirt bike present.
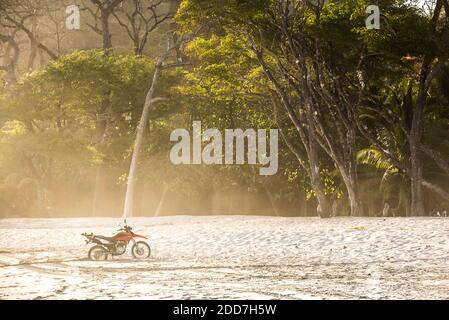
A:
[82,223,151,261]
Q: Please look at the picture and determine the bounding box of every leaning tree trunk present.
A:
[123,62,163,218]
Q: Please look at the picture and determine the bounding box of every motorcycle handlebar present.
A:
[117,225,133,232]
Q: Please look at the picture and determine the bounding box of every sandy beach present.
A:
[0,216,448,299]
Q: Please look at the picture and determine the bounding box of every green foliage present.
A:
[0,50,186,216]
[1,0,448,217]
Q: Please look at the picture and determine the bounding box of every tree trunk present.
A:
[27,16,38,71]
[0,34,19,85]
[123,62,162,218]
[263,184,280,216]
[36,180,47,216]
[421,180,449,202]
[154,184,169,217]
[340,167,362,217]
[409,92,425,217]
[90,2,116,216]
[347,181,362,217]
[408,61,429,216]
[348,145,362,217]
[91,95,111,216]
[91,168,104,216]
[101,10,113,51]
[272,97,331,218]
[407,0,444,216]
[420,143,449,176]
[409,146,425,216]
[309,139,331,217]
[261,57,331,218]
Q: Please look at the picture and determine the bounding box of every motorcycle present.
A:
[82,222,151,261]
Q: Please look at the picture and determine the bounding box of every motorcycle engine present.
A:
[114,241,127,255]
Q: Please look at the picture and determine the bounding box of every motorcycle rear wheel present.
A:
[131,241,151,259]
[88,245,108,261]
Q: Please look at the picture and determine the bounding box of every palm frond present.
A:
[357,148,395,171]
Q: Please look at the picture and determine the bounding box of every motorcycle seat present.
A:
[95,235,116,242]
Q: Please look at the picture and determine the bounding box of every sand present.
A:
[0,216,448,299]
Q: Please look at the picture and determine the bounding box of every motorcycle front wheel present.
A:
[88,245,108,261]
[131,241,151,259]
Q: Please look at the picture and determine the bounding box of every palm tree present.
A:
[357,147,409,216]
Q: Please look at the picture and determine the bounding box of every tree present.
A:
[354,0,449,215]
[82,0,124,51]
[0,51,178,216]
[112,0,175,55]
[122,31,189,218]
[177,0,449,216]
